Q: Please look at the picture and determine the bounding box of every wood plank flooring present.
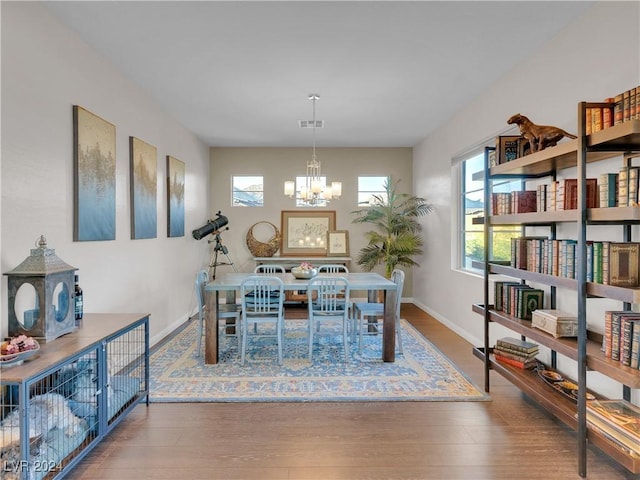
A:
[66,304,636,479]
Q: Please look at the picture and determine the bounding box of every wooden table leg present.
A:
[382,290,396,362]
[204,290,218,365]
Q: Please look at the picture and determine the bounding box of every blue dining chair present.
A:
[317,264,349,274]
[352,269,404,356]
[194,269,241,358]
[254,264,286,274]
[240,275,286,366]
[307,276,351,363]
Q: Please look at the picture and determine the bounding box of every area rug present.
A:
[148,318,490,402]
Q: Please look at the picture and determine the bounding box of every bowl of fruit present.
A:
[291,262,318,279]
[0,335,40,367]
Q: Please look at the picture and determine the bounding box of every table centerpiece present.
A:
[291,262,318,279]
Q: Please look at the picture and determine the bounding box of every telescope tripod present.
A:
[208,231,237,280]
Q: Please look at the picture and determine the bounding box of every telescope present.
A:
[192,212,229,240]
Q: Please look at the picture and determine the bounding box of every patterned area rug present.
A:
[149,318,490,402]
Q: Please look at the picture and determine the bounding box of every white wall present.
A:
[413,1,639,399]
[1,3,211,344]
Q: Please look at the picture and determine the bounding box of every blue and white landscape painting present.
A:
[167,156,185,237]
[74,106,116,242]
[130,137,157,239]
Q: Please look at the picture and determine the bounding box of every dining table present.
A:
[204,271,398,365]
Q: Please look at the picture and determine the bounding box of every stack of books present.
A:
[494,281,545,321]
[493,337,539,369]
[586,400,640,457]
[603,311,640,368]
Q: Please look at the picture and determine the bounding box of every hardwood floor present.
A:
[67,304,635,479]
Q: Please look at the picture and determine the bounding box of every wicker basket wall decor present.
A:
[246,221,281,257]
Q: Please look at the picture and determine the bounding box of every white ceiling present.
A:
[44,1,595,148]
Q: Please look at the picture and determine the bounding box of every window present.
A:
[232,176,263,207]
[357,176,388,206]
[458,149,522,272]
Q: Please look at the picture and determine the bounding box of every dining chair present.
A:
[240,275,285,366]
[194,269,241,358]
[315,265,349,331]
[317,264,349,274]
[307,276,351,363]
[352,268,404,356]
[254,264,286,274]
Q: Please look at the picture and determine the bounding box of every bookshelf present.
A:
[473,103,640,477]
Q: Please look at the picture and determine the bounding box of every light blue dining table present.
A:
[204,272,398,365]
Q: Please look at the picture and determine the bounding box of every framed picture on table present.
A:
[327,230,349,256]
[281,210,336,256]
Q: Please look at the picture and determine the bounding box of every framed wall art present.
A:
[281,210,336,256]
[129,136,157,239]
[327,230,349,256]
[167,155,185,237]
[73,105,116,241]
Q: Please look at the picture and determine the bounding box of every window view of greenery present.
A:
[232,176,264,207]
[461,152,521,270]
[358,176,388,206]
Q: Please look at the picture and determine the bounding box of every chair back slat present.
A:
[254,264,286,274]
[241,275,284,314]
[317,264,349,274]
[307,277,350,314]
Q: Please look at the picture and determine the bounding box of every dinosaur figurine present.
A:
[507,113,577,153]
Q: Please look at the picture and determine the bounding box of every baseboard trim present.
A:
[410,300,482,347]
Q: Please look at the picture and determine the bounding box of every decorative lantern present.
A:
[4,235,78,342]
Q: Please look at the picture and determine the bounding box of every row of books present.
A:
[586,399,640,457]
[492,179,599,215]
[492,166,640,215]
[494,281,544,320]
[509,237,640,287]
[493,337,539,369]
[511,237,577,279]
[603,310,640,369]
[600,165,640,208]
[534,179,598,213]
[584,86,640,135]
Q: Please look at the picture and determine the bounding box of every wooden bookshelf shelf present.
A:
[472,102,640,477]
[472,347,640,474]
[472,304,640,388]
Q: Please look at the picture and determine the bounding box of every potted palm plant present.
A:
[351,177,432,278]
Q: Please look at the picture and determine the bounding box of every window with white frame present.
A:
[232,176,264,207]
[357,176,388,206]
[458,149,522,272]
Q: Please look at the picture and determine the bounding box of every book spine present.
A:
[601,241,610,285]
[593,242,602,284]
[496,338,539,354]
[586,241,593,282]
[604,311,613,358]
[493,344,539,357]
[611,313,622,361]
[494,353,536,369]
[630,320,640,369]
[603,98,615,129]
[618,166,629,207]
[623,89,631,122]
[620,317,633,366]
[492,347,538,362]
[614,93,624,125]
[629,166,639,206]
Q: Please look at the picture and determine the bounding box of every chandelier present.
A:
[284,94,342,206]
